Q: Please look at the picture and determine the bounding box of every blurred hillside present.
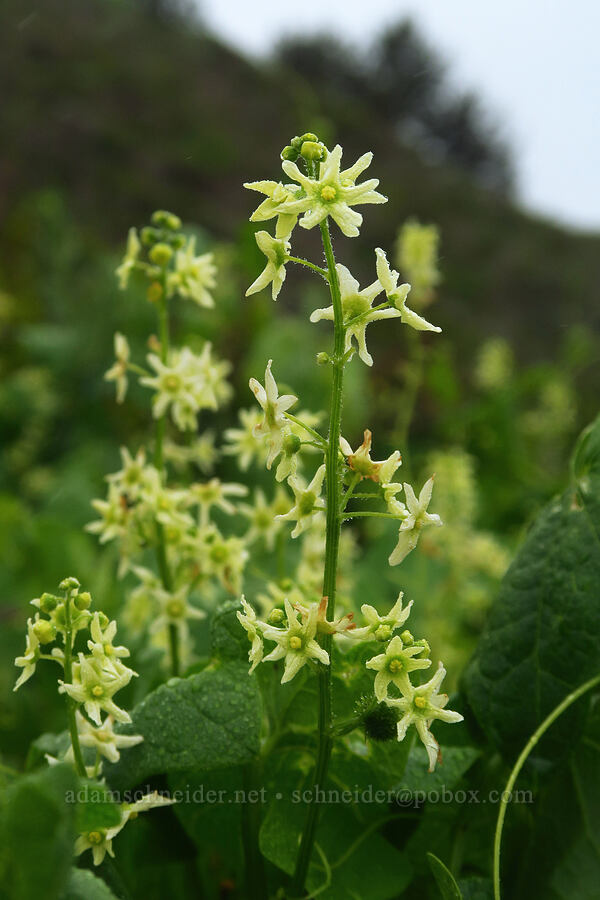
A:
[1,0,599,533]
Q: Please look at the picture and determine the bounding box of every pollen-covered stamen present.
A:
[320,185,337,202]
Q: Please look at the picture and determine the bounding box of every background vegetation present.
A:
[1,1,598,897]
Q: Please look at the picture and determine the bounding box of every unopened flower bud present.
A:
[141,226,160,246]
[40,593,59,613]
[151,210,182,231]
[316,352,330,366]
[282,433,301,456]
[400,630,414,645]
[149,243,173,266]
[74,591,92,611]
[301,141,326,161]
[268,608,285,625]
[299,132,318,144]
[59,577,80,592]
[281,145,299,162]
[33,620,56,644]
[375,624,392,642]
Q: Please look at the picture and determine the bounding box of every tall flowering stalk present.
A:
[242,133,460,894]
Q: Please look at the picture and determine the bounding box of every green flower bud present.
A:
[151,210,182,230]
[59,577,80,592]
[141,226,160,246]
[290,135,304,150]
[316,352,330,366]
[40,593,59,613]
[375,624,392,642]
[281,145,299,162]
[282,433,301,456]
[74,591,92,611]
[299,132,318,144]
[400,630,414,645]
[170,233,186,250]
[148,243,173,266]
[268,608,285,625]
[97,612,110,628]
[300,141,326,161]
[33,619,57,644]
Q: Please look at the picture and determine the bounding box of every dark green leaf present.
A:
[0,764,78,900]
[60,869,118,900]
[75,779,121,832]
[427,852,463,899]
[463,414,600,760]
[105,661,262,790]
[210,599,248,660]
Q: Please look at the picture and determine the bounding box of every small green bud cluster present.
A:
[281,132,327,163]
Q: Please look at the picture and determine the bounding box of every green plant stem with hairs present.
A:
[153,273,180,677]
[493,672,600,900]
[290,218,346,896]
[63,594,87,778]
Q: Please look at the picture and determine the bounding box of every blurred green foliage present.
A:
[1,10,599,899]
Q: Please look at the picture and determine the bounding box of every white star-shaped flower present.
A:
[366,634,432,700]
[280,144,387,237]
[311,264,399,366]
[249,360,298,468]
[385,662,464,771]
[261,598,329,684]
[276,465,326,538]
[246,231,291,301]
[389,476,443,566]
[375,248,441,333]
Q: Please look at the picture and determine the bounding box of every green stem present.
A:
[291,218,346,896]
[241,761,268,900]
[288,255,330,281]
[493,672,600,900]
[153,281,180,677]
[284,412,328,447]
[340,474,361,512]
[63,595,87,778]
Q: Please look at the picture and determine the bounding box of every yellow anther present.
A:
[320,185,336,202]
[414,696,427,709]
[289,636,302,651]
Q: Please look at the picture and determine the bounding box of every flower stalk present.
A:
[290,218,345,895]
[153,273,180,677]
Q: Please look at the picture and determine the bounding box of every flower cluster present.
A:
[14,578,173,862]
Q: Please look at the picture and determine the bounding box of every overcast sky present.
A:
[200,0,599,232]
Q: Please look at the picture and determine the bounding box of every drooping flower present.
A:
[104,332,131,404]
[237,596,266,673]
[310,264,399,366]
[280,145,387,238]
[75,792,174,866]
[73,711,143,764]
[351,592,413,643]
[13,617,41,691]
[261,598,329,683]
[276,465,326,538]
[243,180,303,240]
[116,228,141,290]
[246,231,291,301]
[385,663,464,771]
[169,236,216,308]
[366,634,431,700]
[375,248,441,333]
[249,360,298,468]
[389,477,442,566]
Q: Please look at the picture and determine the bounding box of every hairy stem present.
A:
[291,218,346,896]
[63,595,87,777]
[153,282,180,677]
[493,672,600,900]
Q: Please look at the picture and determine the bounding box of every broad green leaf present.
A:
[60,869,118,900]
[211,599,248,660]
[0,764,78,900]
[105,661,261,790]
[427,852,463,899]
[463,414,600,760]
[74,779,121,832]
[394,745,480,796]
